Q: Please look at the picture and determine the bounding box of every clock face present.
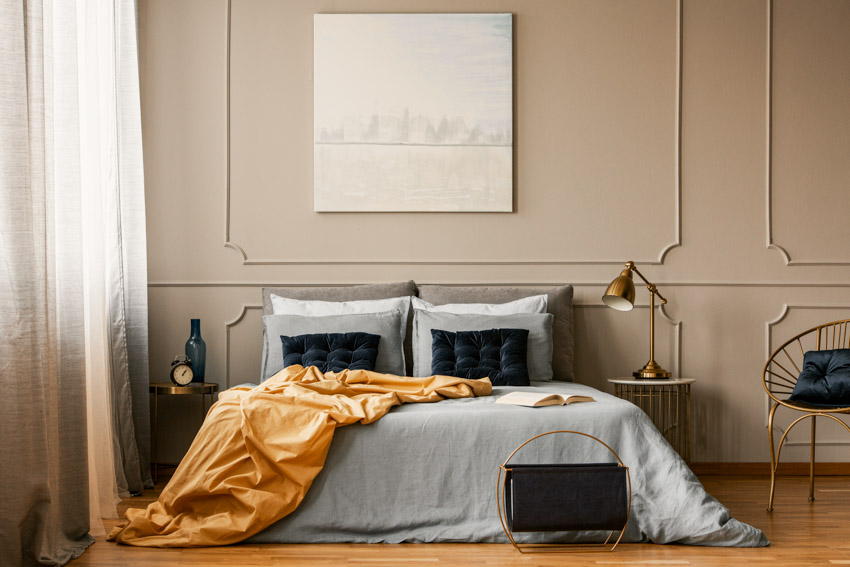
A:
[171,364,194,386]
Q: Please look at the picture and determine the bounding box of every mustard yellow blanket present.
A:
[108,366,491,547]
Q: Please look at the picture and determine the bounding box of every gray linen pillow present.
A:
[261,281,416,315]
[262,281,417,374]
[412,310,554,381]
[261,310,406,381]
[417,285,573,381]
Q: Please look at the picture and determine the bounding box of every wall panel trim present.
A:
[223,0,683,266]
[223,0,245,262]
[224,303,262,389]
[577,303,682,377]
[691,462,850,476]
[149,281,850,288]
[765,0,850,266]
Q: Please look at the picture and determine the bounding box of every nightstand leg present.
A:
[153,391,158,485]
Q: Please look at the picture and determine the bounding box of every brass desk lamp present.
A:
[602,261,671,379]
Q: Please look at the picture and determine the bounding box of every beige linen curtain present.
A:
[0,0,150,564]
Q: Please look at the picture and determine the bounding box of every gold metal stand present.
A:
[636,279,671,379]
[149,382,218,483]
[496,430,632,553]
[609,378,693,462]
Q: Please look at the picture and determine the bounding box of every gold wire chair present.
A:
[762,319,850,512]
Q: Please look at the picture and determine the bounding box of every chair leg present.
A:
[767,402,780,512]
[809,416,816,502]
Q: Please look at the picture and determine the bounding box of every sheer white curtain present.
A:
[77,0,152,506]
[0,0,150,564]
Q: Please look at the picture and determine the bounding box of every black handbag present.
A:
[497,431,631,552]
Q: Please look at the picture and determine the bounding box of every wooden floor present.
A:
[71,474,850,566]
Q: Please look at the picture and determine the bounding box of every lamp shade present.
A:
[602,269,635,312]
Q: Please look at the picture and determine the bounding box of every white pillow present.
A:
[271,294,412,329]
[411,294,547,315]
[264,295,412,379]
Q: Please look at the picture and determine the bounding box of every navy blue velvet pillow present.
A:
[789,349,850,407]
[430,328,530,386]
[280,332,380,373]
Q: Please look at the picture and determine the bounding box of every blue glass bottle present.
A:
[185,318,206,383]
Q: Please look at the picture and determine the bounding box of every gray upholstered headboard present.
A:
[260,281,574,381]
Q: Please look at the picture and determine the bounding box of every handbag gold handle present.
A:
[496,430,632,553]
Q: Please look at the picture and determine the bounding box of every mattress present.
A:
[247,380,767,546]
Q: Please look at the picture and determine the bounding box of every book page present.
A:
[495,392,565,407]
[563,395,595,404]
[495,391,596,407]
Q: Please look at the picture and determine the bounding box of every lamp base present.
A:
[633,361,671,380]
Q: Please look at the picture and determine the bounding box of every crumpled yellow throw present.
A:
[108,365,492,547]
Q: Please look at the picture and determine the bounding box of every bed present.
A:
[246,380,765,546]
[240,282,767,547]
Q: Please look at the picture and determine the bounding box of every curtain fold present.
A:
[75,0,151,499]
[0,0,150,564]
[113,0,152,494]
[0,1,95,564]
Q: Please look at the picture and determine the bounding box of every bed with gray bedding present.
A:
[247,380,767,546]
[248,281,767,547]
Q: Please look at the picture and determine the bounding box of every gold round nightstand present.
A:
[149,382,218,483]
[608,378,694,462]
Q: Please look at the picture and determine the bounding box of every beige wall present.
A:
[139,0,850,464]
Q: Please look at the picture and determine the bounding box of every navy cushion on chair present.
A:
[430,328,530,386]
[789,349,850,407]
[280,332,380,373]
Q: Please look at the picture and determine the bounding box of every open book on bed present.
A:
[495,391,595,407]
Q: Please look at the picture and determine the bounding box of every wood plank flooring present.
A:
[70,474,850,566]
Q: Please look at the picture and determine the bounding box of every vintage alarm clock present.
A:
[170,355,194,386]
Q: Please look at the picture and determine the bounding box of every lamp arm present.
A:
[615,262,672,379]
[626,262,667,304]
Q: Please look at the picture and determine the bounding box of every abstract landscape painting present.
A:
[314,14,513,212]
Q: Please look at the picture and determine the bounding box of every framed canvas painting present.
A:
[314,13,513,212]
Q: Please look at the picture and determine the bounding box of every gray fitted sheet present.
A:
[247,381,767,546]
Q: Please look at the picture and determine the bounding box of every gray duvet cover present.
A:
[247,381,768,546]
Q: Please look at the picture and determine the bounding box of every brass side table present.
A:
[608,378,694,462]
[149,382,218,482]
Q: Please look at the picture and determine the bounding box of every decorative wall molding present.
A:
[661,303,683,378]
[764,304,850,447]
[765,0,850,266]
[223,0,247,263]
[224,303,262,389]
[690,462,850,476]
[149,281,850,288]
[574,303,682,378]
[223,0,683,266]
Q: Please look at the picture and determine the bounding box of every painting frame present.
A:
[313,13,514,212]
